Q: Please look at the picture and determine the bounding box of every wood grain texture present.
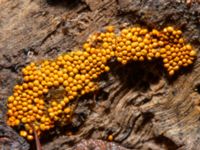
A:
[0,0,200,150]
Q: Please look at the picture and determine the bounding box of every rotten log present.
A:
[0,0,200,150]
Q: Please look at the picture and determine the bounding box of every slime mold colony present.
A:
[6,26,197,140]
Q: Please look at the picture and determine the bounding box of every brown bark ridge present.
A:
[0,0,200,150]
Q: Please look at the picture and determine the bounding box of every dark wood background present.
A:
[0,0,200,149]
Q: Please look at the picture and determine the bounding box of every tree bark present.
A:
[0,0,200,150]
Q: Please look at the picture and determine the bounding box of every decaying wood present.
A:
[0,0,200,150]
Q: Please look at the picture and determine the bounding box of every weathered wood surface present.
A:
[0,0,200,150]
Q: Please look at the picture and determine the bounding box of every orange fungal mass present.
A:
[6,25,197,140]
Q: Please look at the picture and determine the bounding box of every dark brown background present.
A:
[1,0,200,149]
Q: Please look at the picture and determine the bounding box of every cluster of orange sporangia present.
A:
[6,25,196,140]
[114,26,196,75]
